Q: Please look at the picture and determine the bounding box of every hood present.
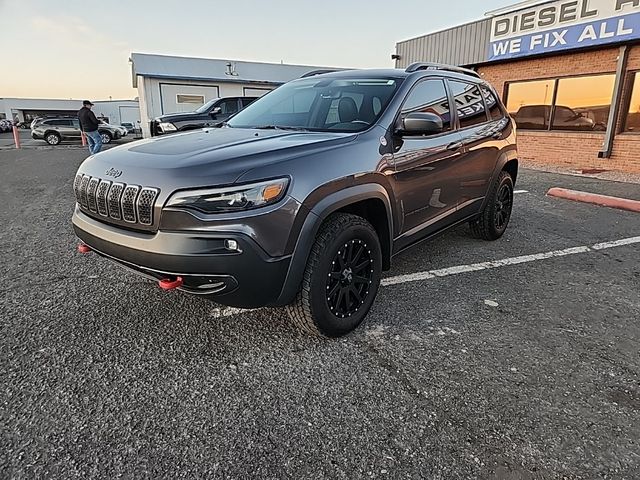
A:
[77,127,356,190]
[155,111,208,122]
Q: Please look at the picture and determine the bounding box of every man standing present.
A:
[78,100,102,155]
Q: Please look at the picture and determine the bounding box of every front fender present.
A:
[274,183,394,306]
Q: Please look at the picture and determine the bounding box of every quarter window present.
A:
[481,85,503,121]
[449,81,489,129]
[401,79,452,131]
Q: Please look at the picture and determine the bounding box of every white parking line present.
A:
[382,236,640,287]
[210,236,640,317]
[514,190,529,194]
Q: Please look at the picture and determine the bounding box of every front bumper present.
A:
[73,208,291,308]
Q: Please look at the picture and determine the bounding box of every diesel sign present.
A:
[489,0,640,60]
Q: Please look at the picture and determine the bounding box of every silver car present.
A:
[31,118,124,145]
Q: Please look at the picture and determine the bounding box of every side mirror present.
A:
[399,112,443,136]
[210,106,222,117]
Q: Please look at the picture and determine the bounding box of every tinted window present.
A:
[241,98,256,108]
[481,85,503,121]
[625,72,640,132]
[551,75,614,131]
[449,81,489,129]
[217,99,239,115]
[49,119,72,126]
[401,79,451,131]
[506,79,554,130]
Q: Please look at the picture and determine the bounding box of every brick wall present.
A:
[477,46,640,173]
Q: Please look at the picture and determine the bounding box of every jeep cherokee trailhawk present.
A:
[72,63,518,337]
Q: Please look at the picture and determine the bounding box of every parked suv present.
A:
[32,117,124,145]
[150,96,258,136]
[72,64,517,337]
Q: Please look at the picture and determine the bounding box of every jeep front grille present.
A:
[74,173,159,226]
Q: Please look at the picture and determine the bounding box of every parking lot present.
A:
[1,148,639,478]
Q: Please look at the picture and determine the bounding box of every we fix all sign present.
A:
[489,0,640,61]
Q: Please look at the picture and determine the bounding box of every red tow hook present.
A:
[159,276,184,291]
[77,243,92,254]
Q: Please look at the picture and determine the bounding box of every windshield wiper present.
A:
[254,125,309,131]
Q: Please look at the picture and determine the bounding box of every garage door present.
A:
[119,106,140,125]
[243,87,273,97]
[160,84,220,114]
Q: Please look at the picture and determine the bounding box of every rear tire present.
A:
[469,170,514,240]
[45,132,61,145]
[286,213,382,337]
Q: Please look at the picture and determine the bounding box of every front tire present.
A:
[45,132,61,145]
[469,170,514,240]
[286,213,382,337]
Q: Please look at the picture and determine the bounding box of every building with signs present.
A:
[394,0,640,172]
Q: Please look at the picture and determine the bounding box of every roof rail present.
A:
[300,69,349,78]
[405,62,480,78]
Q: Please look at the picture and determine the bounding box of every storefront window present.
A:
[551,75,614,131]
[506,79,554,130]
[624,72,640,133]
[506,75,614,132]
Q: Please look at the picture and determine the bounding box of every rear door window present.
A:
[448,81,490,128]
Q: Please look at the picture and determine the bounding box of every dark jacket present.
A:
[78,107,99,132]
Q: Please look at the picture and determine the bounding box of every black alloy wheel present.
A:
[287,213,382,337]
[494,182,513,230]
[469,170,514,241]
[326,238,374,319]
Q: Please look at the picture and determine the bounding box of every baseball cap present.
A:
[83,100,94,106]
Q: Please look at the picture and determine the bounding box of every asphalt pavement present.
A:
[1,148,639,479]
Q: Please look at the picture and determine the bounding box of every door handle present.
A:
[446,141,463,151]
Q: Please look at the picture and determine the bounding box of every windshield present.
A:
[195,98,220,114]
[226,77,401,132]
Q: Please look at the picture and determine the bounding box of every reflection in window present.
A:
[481,85,503,121]
[506,75,614,131]
[401,79,452,131]
[507,79,554,130]
[551,75,614,131]
[449,81,489,129]
[625,72,640,132]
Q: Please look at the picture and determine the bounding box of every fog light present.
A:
[225,239,239,251]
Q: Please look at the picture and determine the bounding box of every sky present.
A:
[0,0,512,100]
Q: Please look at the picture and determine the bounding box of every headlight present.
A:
[166,178,289,214]
[158,122,177,132]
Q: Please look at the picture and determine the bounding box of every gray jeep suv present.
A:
[72,63,518,337]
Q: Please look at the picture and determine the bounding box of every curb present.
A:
[547,187,640,213]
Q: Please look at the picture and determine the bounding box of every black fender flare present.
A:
[274,183,394,306]
[480,149,518,212]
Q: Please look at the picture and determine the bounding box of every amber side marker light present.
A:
[262,183,285,203]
